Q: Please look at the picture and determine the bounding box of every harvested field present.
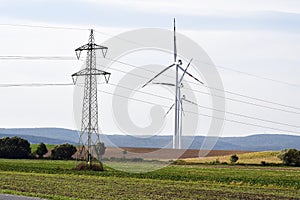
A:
[103,147,251,160]
[184,151,282,164]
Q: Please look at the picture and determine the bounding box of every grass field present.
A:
[0,158,299,199]
[30,144,56,153]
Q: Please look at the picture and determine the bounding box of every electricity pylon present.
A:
[142,18,203,149]
[72,29,111,165]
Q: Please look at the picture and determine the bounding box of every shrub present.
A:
[210,159,221,165]
[261,161,271,166]
[74,162,104,171]
[278,149,300,167]
[36,142,48,158]
[122,150,127,159]
[0,136,31,159]
[91,162,104,171]
[230,154,239,164]
[101,157,109,161]
[131,158,144,162]
[51,143,76,160]
[172,160,187,165]
[96,142,106,160]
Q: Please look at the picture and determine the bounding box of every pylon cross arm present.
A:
[75,44,108,59]
[75,43,107,51]
[71,69,111,84]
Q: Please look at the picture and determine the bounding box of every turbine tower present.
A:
[72,29,111,165]
[142,19,203,149]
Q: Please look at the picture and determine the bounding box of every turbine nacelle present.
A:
[175,59,182,66]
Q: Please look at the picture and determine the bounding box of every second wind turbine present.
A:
[142,18,204,149]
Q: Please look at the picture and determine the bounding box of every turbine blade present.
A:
[174,18,177,63]
[180,99,185,116]
[178,65,204,85]
[179,58,193,84]
[183,98,198,106]
[152,82,176,87]
[142,64,175,88]
[164,103,175,118]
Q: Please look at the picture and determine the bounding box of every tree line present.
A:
[0,136,299,166]
[0,136,106,160]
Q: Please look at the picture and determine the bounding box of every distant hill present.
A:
[0,133,74,145]
[0,128,299,151]
[0,128,78,143]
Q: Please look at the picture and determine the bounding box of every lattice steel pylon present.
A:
[72,29,111,165]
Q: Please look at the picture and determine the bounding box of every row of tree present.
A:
[0,137,31,158]
[0,137,78,160]
[0,136,107,160]
[1,136,299,166]
[35,142,77,160]
[278,149,300,167]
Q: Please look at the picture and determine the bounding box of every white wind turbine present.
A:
[142,18,204,149]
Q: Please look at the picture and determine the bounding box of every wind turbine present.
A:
[142,18,204,149]
[153,68,199,149]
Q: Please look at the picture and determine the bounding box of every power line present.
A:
[1,23,299,135]
[0,22,299,111]
[1,54,299,114]
[101,57,300,113]
[0,83,73,87]
[97,89,300,135]
[92,30,300,89]
[2,54,299,112]
[0,22,298,89]
[0,23,87,31]
[94,30,143,47]
[0,56,77,60]
[88,62,300,117]
[0,80,299,133]
[217,65,300,88]
[1,22,298,89]
[106,82,300,129]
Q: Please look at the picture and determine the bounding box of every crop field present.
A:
[0,158,299,199]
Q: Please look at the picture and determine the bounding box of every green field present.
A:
[0,159,299,199]
[30,144,56,153]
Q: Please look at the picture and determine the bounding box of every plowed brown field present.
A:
[103,147,251,160]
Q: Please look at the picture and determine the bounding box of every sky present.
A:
[0,0,299,137]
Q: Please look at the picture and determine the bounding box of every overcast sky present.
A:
[0,0,299,137]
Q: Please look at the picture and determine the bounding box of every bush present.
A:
[96,142,106,160]
[210,159,221,165]
[51,143,76,160]
[36,142,48,158]
[172,160,187,165]
[0,137,31,159]
[261,161,267,166]
[230,154,239,164]
[131,158,144,162]
[74,162,104,171]
[278,149,300,167]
